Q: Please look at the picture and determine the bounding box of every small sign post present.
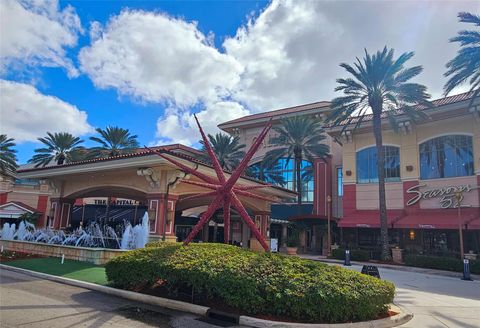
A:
[270,238,278,253]
[344,249,351,266]
[462,259,472,281]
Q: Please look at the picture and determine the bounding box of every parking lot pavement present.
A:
[0,269,249,328]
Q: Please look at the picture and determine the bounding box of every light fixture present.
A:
[409,230,415,241]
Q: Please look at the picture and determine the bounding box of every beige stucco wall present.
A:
[340,112,480,209]
[343,114,479,183]
[0,179,52,214]
[356,182,404,209]
[236,121,340,167]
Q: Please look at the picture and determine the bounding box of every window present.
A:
[337,167,343,196]
[356,146,400,183]
[420,135,474,180]
[14,178,39,186]
[249,158,314,202]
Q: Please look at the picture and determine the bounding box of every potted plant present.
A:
[286,231,299,255]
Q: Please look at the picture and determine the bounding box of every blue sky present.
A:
[1,0,478,164]
[1,0,268,163]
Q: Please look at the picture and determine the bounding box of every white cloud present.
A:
[155,101,249,146]
[77,0,479,146]
[0,80,93,142]
[224,0,479,111]
[79,10,243,107]
[0,0,82,77]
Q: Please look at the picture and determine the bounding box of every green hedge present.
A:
[330,248,370,261]
[405,255,480,274]
[106,243,394,323]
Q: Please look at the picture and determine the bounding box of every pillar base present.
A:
[148,234,178,243]
[249,237,270,252]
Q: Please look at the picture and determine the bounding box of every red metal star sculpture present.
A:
[146,116,274,251]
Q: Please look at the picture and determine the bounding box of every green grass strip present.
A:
[3,257,108,285]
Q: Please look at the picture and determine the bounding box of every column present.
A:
[146,193,178,242]
[250,211,271,251]
[50,198,74,230]
[314,158,332,217]
[36,195,49,228]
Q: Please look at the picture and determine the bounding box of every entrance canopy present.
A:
[392,208,479,230]
[17,144,296,235]
[338,210,405,228]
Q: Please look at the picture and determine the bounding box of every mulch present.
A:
[0,251,44,263]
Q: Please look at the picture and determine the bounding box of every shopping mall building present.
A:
[1,91,479,257]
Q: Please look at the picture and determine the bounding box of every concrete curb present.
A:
[0,264,208,316]
[0,264,412,328]
[238,305,412,328]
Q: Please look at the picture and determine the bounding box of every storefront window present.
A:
[356,146,400,183]
[420,135,474,180]
[249,158,314,202]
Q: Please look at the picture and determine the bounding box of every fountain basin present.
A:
[1,239,126,265]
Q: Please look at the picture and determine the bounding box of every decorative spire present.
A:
[147,116,274,251]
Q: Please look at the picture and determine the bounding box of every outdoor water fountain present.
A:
[0,212,150,250]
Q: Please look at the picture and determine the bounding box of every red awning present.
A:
[338,210,405,228]
[393,209,479,230]
[465,216,480,230]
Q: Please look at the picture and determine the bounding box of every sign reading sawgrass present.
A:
[105,243,395,323]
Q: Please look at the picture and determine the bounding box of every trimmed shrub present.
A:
[405,255,480,274]
[331,248,370,261]
[106,243,395,323]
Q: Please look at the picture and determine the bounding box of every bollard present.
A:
[61,254,65,264]
[344,249,351,266]
[462,259,472,281]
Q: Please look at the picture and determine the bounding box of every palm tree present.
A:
[29,132,85,167]
[0,134,18,174]
[264,116,329,206]
[199,133,245,171]
[444,12,480,103]
[89,126,140,158]
[246,160,286,186]
[327,47,431,260]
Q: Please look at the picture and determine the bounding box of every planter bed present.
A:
[106,242,396,324]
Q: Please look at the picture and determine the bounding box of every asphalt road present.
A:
[2,263,480,328]
[0,269,240,328]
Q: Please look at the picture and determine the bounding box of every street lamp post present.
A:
[327,195,332,256]
[454,190,464,259]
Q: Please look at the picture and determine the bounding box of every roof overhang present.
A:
[326,92,480,137]
[218,102,331,131]
[17,150,297,202]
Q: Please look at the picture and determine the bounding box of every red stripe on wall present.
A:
[0,192,8,204]
[36,195,49,227]
[403,180,420,210]
[343,184,356,215]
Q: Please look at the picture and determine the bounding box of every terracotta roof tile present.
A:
[1,201,40,213]
[219,101,331,127]
[16,143,296,195]
[329,91,476,128]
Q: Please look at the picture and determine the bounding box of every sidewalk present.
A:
[299,254,480,280]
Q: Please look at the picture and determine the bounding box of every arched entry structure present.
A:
[17,144,296,250]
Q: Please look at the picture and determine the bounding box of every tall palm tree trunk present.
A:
[372,108,390,260]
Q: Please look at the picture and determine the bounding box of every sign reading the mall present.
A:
[406,184,479,209]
